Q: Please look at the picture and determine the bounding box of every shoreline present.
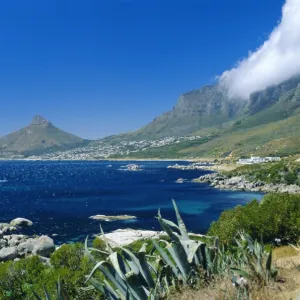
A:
[167,162,300,194]
[0,158,194,162]
[193,172,300,194]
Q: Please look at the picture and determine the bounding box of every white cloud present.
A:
[219,0,300,99]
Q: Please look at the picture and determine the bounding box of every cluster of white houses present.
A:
[237,156,281,165]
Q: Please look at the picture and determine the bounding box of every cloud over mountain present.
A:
[219,0,300,99]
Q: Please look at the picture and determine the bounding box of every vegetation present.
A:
[83,201,279,299]
[226,159,300,185]
[0,243,101,300]
[105,76,300,159]
[208,193,300,244]
[1,196,300,299]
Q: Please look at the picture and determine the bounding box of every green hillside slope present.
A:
[113,77,300,159]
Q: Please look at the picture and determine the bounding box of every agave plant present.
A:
[231,232,278,285]
[84,201,278,299]
[84,227,163,300]
[151,199,225,282]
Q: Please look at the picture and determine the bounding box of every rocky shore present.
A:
[0,218,55,262]
[168,163,212,171]
[97,229,207,247]
[168,162,239,172]
[97,229,166,247]
[193,173,300,194]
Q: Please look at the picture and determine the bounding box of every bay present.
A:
[0,161,263,244]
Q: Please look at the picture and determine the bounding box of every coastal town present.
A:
[19,135,202,160]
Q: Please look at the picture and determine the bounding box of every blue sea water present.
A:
[0,161,263,244]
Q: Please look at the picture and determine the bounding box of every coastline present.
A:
[167,162,300,194]
[0,158,194,162]
[193,172,300,194]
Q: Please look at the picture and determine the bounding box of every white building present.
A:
[237,156,281,165]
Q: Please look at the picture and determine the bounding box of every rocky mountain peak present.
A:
[30,115,51,126]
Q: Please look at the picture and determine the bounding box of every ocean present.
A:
[0,160,263,244]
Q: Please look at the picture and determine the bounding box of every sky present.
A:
[220,0,300,99]
[0,0,286,139]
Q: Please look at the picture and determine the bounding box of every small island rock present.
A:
[10,218,33,227]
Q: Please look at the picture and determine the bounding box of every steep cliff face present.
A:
[135,85,246,138]
[132,76,300,139]
[247,76,300,115]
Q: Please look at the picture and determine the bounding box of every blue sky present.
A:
[0,0,285,139]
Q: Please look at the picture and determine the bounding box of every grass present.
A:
[109,111,300,159]
[170,245,300,300]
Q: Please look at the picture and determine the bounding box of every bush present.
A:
[208,193,300,244]
[0,256,46,299]
[50,242,85,271]
[284,172,298,185]
[0,244,102,299]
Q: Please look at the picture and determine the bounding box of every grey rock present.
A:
[0,231,3,239]
[10,218,33,227]
[0,239,7,248]
[2,227,11,234]
[0,223,10,230]
[33,236,55,257]
[17,238,36,255]
[39,256,51,266]
[8,235,25,247]
[0,247,18,261]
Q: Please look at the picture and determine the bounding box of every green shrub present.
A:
[50,243,85,271]
[208,193,300,244]
[0,256,46,299]
[284,172,298,184]
[0,244,102,299]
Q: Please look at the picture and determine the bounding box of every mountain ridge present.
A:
[0,115,87,155]
[2,75,300,159]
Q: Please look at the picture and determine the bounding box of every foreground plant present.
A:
[233,232,277,285]
[84,200,278,300]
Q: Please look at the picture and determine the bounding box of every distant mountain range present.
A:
[108,75,300,140]
[0,115,87,156]
[1,75,300,159]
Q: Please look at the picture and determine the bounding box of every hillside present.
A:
[13,76,300,160]
[108,76,300,159]
[0,115,87,155]
[126,85,246,139]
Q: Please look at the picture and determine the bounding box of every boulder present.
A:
[8,235,25,247]
[0,239,7,248]
[33,236,55,257]
[0,223,10,230]
[17,238,36,256]
[10,218,33,227]
[0,247,18,261]
[2,227,11,234]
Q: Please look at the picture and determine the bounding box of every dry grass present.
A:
[169,246,300,300]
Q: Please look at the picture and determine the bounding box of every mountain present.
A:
[0,115,87,155]
[105,75,300,159]
[129,85,246,139]
[132,76,300,140]
[6,75,300,160]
